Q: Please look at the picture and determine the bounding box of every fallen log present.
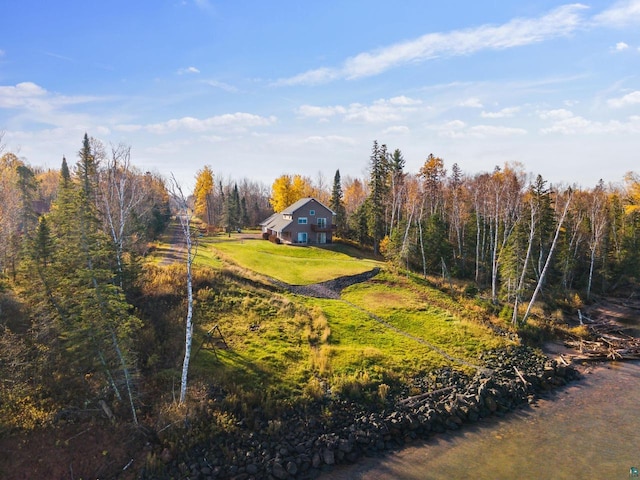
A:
[398,386,455,406]
[513,366,531,387]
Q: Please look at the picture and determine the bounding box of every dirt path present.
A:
[274,268,381,299]
[158,223,187,266]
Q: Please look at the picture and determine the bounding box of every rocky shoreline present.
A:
[141,345,578,480]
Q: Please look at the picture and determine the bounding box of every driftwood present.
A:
[398,386,455,407]
[566,316,640,362]
[513,366,530,387]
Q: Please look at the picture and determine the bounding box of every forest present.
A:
[1,133,639,476]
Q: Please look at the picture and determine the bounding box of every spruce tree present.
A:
[330,170,347,238]
[367,141,390,255]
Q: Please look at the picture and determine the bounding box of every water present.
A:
[327,361,640,479]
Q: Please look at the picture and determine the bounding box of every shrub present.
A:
[377,383,390,402]
[303,377,325,401]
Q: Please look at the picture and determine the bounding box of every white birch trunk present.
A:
[522,191,572,324]
[513,202,536,325]
[170,175,197,405]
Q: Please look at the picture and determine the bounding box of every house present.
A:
[260,197,336,245]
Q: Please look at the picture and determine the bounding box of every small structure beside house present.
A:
[260,197,336,245]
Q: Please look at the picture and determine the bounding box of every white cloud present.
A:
[297,105,347,118]
[383,125,410,135]
[0,49,5,56]
[0,82,103,132]
[0,82,48,108]
[458,98,484,108]
[300,135,356,146]
[435,120,467,138]
[435,119,525,138]
[594,0,640,27]
[177,66,200,75]
[469,125,527,137]
[615,41,629,50]
[114,124,142,133]
[345,97,422,123]
[204,80,238,93]
[273,67,339,87]
[538,108,575,120]
[118,113,277,134]
[277,4,587,85]
[608,90,640,108]
[298,96,422,124]
[481,107,520,118]
[388,95,422,106]
[540,109,640,134]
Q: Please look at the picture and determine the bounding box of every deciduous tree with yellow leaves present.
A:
[269,174,313,212]
[194,165,214,225]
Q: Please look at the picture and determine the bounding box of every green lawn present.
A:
[152,228,511,404]
[340,272,508,361]
[209,238,381,285]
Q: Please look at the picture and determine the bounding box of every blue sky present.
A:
[1,1,639,189]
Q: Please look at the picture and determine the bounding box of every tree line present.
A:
[1,132,639,429]
[0,134,174,426]
[265,141,640,324]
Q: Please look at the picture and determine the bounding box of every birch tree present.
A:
[521,188,572,325]
[169,175,196,404]
[486,165,523,302]
[586,181,608,299]
[99,144,144,288]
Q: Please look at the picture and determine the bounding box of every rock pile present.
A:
[141,346,578,480]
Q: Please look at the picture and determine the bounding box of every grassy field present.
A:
[148,225,512,405]
[209,237,381,284]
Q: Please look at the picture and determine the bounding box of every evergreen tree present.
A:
[16,164,38,237]
[330,170,347,237]
[389,149,406,232]
[76,133,98,199]
[28,153,141,422]
[367,141,390,255]
[232,184,242,229]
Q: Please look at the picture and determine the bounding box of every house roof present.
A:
[260,213,292,233]
[281,197,335,215]
[259,212,279,226]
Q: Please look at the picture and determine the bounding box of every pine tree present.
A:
[36,153,140,422]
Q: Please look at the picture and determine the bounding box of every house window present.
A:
[298,217,308,224]
[317,218,327,228]
[297,232,308,243]
[309,210,315,216]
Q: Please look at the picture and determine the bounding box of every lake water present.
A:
[326,361,640,480]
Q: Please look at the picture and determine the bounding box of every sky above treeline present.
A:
[1,1,639,190]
